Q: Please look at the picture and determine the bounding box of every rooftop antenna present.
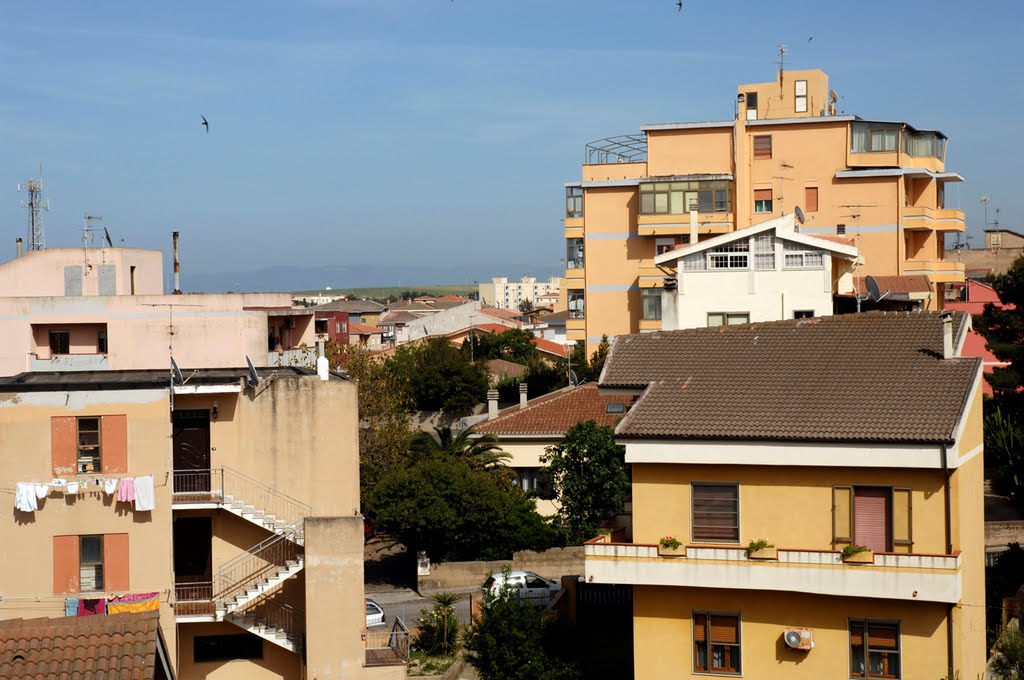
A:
[82,214,103,249]
[18,163,49,251]
[979,195,990,230]
[776,44,789,95]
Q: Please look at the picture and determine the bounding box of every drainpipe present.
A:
[16,238,23,258]
[172,231,182,295]
[941,441,954,678]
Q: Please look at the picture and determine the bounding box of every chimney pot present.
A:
[487,389,499,420]
[519,382,528,409]
[940,312,954,359]
[15,238,23,258]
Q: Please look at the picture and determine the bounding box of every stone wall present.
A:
[417,546,584,592]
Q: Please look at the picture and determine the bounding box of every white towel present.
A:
[66,481,79,495]
[51,478,68,487]
[133,475,155,511]
[103,478,119,495]
[15,483,37,512]
[34,483,49,499]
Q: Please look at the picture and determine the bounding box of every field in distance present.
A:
[293,284,479,299]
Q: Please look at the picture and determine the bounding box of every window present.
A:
[194,634,263,663]
[745,92,758,120]
[837,224,847,236]
[515,468,553,499]
[849,620,900,679]
[805,187,819,212]
[707,313,749,327]
[566,238,584,268]
[568,291,585,319]
[833,487,912,552]
[77,417,101,474]
[753,232,775,270]
[566,186,584,218]
[783,241,824,269]
[49,330,70,355]
[639,180,733,215]
[655,237,680,255]
[693,612,740,674]
[902,131,946,160]
[851,122,898,153]
[129,266,136,295]
[992,232,1002,248]
[314,318,327,334]
[606,402,626,414]
[709,240,749,270]
[641,289,662,321]
[794,310,814,319]
[97,329,108,354]
[692,483,739,542]
[79,535,104,592]
[753,135,772,160]
[795,79,808,113]
[754,189,772,214]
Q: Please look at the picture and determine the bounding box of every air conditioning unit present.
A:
[783,627,814,651]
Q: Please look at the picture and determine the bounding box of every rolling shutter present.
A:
[51,417,77,476]
[753,135,772,159]
[753,189,772,202]
[692,484,739,542]
[693,613,707,641]
[805,187,819,212]
[101,415,128,474]
[854,487,892,552]
[867,624,898,649]
[710,615,739,644]
[53,535,80,594]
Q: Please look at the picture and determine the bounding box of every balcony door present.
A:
[173,410,211,494]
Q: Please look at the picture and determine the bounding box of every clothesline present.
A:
[14,475,157,514]
[0,587,172,602]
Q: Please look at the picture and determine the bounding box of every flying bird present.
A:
[676,0,683,11]
[808,36,814,43]
[201,115,209,133]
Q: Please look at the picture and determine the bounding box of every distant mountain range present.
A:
[178,263,562,294]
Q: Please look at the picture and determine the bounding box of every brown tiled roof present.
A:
[602,312,979,444]
[854,275,933,295]
[486,359,528,380]
[475,383,632,436]
[0,611,167,679]
[349,322,385,335]
[311,299,386,313]
[541,310,569,325]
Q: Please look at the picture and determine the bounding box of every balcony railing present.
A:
[233,598,305,652]
[365,617,410,667]
[29,353,109,372]
[172,467,312,535]
[215,531,302,607]
[584,538,962,603]
[904,207,966,232]
[175,581,215,618]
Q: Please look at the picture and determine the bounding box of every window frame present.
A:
[707,313,750,328]
[641,289,662,321]
[567,290,585,320]
[794,79,808,113]
[752,135,772,160]
[79,534,104,593]
[565,186,584,218]
[804,186,819,213]
[97,329,108,354]
[753,189,773,214]
[639,180,733,216]
[77,416,102,474]
[193,634,264,663]
[691,482,740,544]
[848,619,901,679]
[833,486,913,552]
[693,610,742,675]
[49,330,71,356]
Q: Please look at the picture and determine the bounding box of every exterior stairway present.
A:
[225,600,305,654]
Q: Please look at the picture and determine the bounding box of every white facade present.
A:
[654,214,858,330]
[479,276,561,309]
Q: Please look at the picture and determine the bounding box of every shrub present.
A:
[415,592,461,656]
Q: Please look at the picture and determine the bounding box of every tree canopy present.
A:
[390,337,489,412]
[409,426,510,470]
[975,255,1024,398]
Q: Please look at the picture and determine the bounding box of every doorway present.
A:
[172,409,211,494]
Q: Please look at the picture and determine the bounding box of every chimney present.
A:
[689,210,698,244]
[662,276,679,331]
[15,238,23,258]
[519,382,528,409]
[172,231,182,294]
[487,389,499,420]
[941,311,954,359]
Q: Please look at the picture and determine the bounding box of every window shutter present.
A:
[893,488,912,548]
[51,416,77,476]
[753,135,772,159]
[692,484,739,542]
[693,613,707,641]
[53,535,80,594]
[854,487,892,552]
[805,187,819,212]
[101,415,128,474]
[104,533,130,591]
[754,189,772,202]
[710,615,738,644]
[833,486,853,544]
[867,624,898,649]
[849,621,865,646]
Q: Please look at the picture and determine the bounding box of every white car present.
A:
[365,597,386,628]
[482,570,561,606]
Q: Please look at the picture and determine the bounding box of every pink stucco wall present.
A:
[0,248,164,296]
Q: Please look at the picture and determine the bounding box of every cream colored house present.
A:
[0,367,406,680]
[479,276,561,309]
[589,312,985,679]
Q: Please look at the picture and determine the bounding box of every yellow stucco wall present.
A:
[176,621,302,680]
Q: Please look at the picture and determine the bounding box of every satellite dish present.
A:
[103,227,113,248]
[829,89,838,103]
[865,275,881,302]
[171,357,184,384]
[246,356,260,387]
[794,206,806,225]
[569,369,579,386]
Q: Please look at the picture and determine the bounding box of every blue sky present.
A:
[2,0,1020,280]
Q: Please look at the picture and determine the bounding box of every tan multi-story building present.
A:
[0,367,407,680]
[479,276,561,309]
[946,227,1024,279]
[588,312,985,679]
[564,68,966,352]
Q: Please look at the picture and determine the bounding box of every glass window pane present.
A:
[640,194,654,214]
[654,193,668,213]
[81,535,103,563]
[698,191,713,213]
[708,314,724,327]
[670,191,684,214]
[727,314,749,325]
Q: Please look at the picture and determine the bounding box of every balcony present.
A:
[638,259,669,285]
[902,259,966,284]
[637,212,734,236]
[364,618,410,667]
[28,353,108,372]
[175,581,215,621]
[904,207,966,232]
[267,347,316,368]
[584,538,961,604]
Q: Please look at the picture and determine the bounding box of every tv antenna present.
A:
[775,44,789,94]
[82,214,103,249]
[979,195,990,229]
[18,163,49,251]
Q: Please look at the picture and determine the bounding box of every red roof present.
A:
[480,307,523,322]
[445,323,514,337]
[349,322,385,335]
[532,337,568,357]
[946,280,1010,397]
[854,275,933,295]
[815,235,857,248]
[475,383,632,436]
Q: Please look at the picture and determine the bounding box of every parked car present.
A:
[365,597,386,628]
[482,570,561,606]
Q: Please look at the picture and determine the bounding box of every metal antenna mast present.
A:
[776,44,789,95]
[81,214,103,249]
[18,163,49,251]
[979,195,990,230]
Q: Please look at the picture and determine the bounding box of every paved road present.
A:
[365,587,477,629]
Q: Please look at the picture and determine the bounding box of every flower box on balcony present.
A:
[658,544,686,557]
[841,548,874,564]
[747,547,778,560]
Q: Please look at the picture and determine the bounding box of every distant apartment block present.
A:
[479,276,561,309]
[564,68,965,352]
[946,227,1024,279]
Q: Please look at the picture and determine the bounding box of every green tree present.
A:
[465,569,581,680]
[992,625,1024,680]
[408,425,511,470]
[541,421,630,544]
[392,337,489,412]
[987,406,1024,513]
[518,299,536,314]
[366,458,555,562]
[986,544,1024,647]
[415,592,462,657]
[564,335,610,384]
[467,329,539,365]
[975,255,1024,397]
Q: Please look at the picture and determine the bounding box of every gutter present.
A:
[941,442,954,679]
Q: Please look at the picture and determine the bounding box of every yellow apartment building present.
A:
[0,367,406,680]
[588,312,985,679]
[564,68,966,352]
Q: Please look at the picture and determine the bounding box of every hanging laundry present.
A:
[14,482,37,512]
[102,478,119,496]
[34,483,49,499]
[66,481,79,495]
[133,476,155,511]
[117,477,136,503]
[77,598,106,616]
[51,478,68,489]
[64,598,79,617]
[107,592,160,614]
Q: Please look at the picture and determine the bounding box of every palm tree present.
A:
[409,425,510,470]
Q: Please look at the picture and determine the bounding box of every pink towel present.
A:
[116,477,136,503]
[77,598,106,616]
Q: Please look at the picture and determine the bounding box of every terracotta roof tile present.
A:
[531,337,567,357]
[311,299,386,313]
[854,275,933,295]
[475,383,631,435]
[0,612,164,680]
[602,312,979,444]
[349,322,384,335]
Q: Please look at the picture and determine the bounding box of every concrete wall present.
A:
[417,547,583,591]
[176,621,302,680]
[0,247,164,297]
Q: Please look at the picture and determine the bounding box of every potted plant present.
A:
[658,535,685,557]
[841,544,874,564]
[746,538,777,560]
